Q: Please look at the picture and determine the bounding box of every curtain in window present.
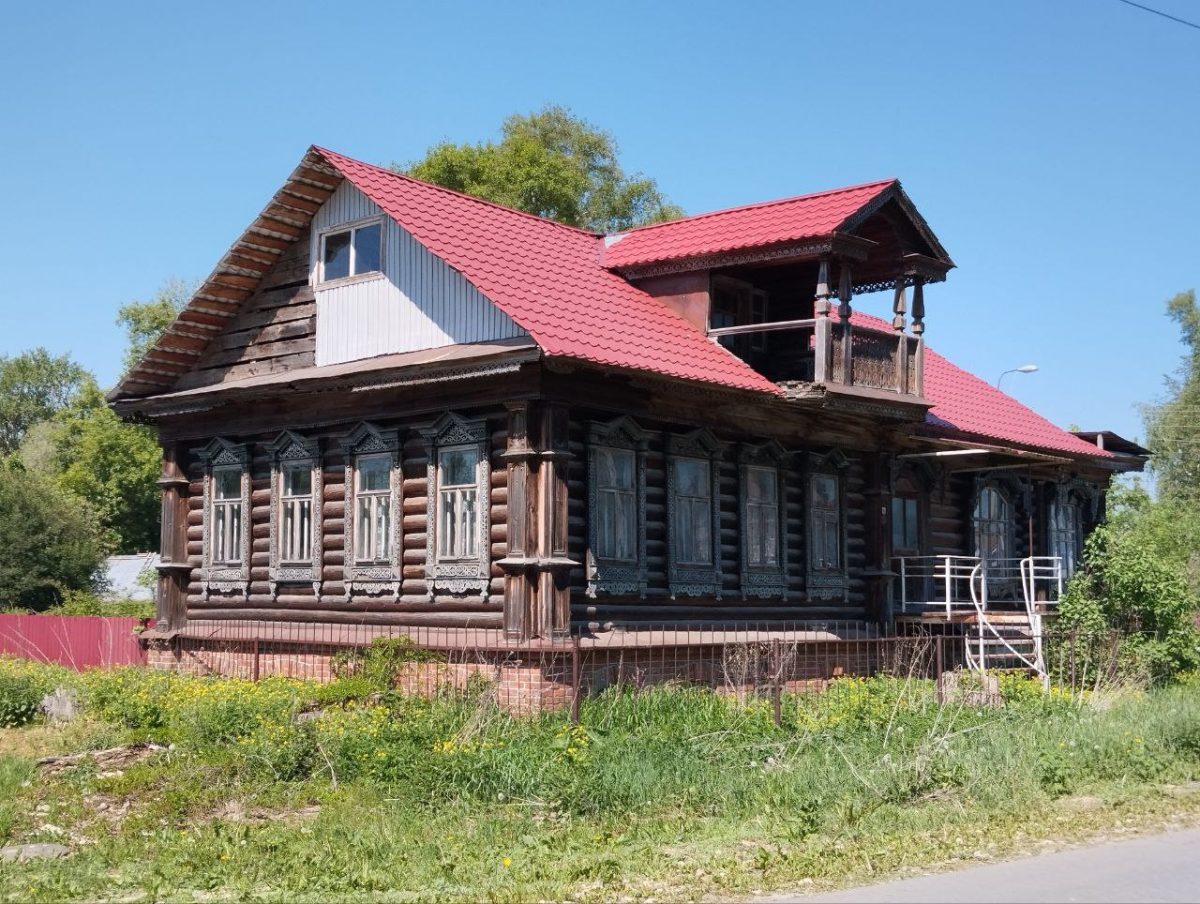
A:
[280,463,313,564]
[355,454,391,563]
[810,474,841,571]
[745,466,779,567]
[438,447,479,560]
[212,467,243,565]
[973,486,1009,566]
[672,458,713,566]
[595,448,636,562]
[1050,500,1081,577]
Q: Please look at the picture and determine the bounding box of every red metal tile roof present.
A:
[315,147,780,395]
[852,312,1112,459]
[602,179,897,270]
[315,147,1105,461]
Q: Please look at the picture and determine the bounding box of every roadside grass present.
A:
[0,659,1199,902]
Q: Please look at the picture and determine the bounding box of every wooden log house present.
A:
[110,146,1144,677]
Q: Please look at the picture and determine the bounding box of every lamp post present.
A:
[997,363,1039,391]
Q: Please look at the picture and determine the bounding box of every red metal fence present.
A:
[0,614,148,669]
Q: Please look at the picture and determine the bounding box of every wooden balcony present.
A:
[708,317,924,401]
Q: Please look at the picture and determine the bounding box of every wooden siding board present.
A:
[311,182,527,366]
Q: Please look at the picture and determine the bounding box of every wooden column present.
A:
[893,281,910,394]
[910,277,925,396]
[499,402,576,640]
[500,402,537,638]
[813,258,833,383]
[838,264,854,385]
[536,404,573,638]
[155,442,191,632]
[861,452,894,629]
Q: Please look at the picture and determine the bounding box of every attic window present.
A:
[319,220,382,283]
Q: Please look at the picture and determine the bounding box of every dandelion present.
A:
[502,857,512,868]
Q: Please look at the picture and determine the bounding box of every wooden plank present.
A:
[209,318,314,355]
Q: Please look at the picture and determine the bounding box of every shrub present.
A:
[0,673,41,727]
[330,636,444,690]
[44,589,154,619]
[79,667,176,730]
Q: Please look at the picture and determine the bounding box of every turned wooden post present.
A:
[893,281,910,394]
[911,277,926,396]
[155,442,191,632]
[813,259,833,383]
[838,264,853,385]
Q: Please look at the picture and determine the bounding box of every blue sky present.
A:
[1,0,1196,443]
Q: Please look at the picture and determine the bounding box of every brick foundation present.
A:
[144,632,916,714]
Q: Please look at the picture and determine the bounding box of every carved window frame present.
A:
[739,441,788,599]
[586,416,649,598]
[667,429,724,598]
[340,422,402,600]
[267,430,323,600]
[195,437,251,600]
[421,412,491,600]
[806,449,850,602]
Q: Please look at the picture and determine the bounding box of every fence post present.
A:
[1069,629,1077,692]
[935,634,945,705]
[570,634,581,725]
[768,639,782,727]
[252,637,260,682]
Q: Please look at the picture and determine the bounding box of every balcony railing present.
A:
[708,316,924,397]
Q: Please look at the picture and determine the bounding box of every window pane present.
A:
[357,456,390,493]
[687,499,713,564]
[214,468,241,500]
[353,223,381,274]
[440,448,478,487]
[616,492,635,560]
[674,458,708,497]
[323,230,351,280]
[812,475,837,510]
[747,467,777,504]
[283,465,311,497]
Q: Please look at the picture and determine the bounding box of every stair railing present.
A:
[967,559,1045,680]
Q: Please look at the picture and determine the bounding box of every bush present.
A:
[0,673,41,727]
[1060,524,1200,681]
[44,590,154,619]
[0,463,110,609]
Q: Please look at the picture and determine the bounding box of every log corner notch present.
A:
[497,401,577,640]
[155,442,191,633]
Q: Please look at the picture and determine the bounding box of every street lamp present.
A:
[997,363,1039,391]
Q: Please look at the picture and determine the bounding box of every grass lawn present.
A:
[1,656,1199,902]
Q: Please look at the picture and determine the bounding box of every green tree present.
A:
[45,380,161,553]
[1144,289,1200,503]
[0,461,110,609]
[0,348,89,455]
[405,105,684,232]
[116,277,193,375]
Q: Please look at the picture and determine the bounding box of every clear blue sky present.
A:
[1,0,1196,443]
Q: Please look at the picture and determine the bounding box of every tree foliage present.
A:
[116,277,193,375]
[0,348,89,455]
[42,380,162,554]
[1144,290,1200,503]
[0,462,110,609]
[404,105,684,232]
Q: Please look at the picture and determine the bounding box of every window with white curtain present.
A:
[437,446,480,561]
[354,453,392,563]
[594,447,637,562]
[744,466,780,568]
[1049,499,1082,577]
[810,473,841,572]
[973,486,1010,566]
[279,462,313,564]
[211,466,244,566]
[672,457,714,566]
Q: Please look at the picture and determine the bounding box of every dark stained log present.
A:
[155,442,190,631]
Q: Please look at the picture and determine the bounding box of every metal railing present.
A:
[894,555,1064,617]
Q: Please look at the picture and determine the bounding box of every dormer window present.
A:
[319,219,382,283]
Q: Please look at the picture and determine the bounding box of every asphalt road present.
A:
[761,828,1200,903]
